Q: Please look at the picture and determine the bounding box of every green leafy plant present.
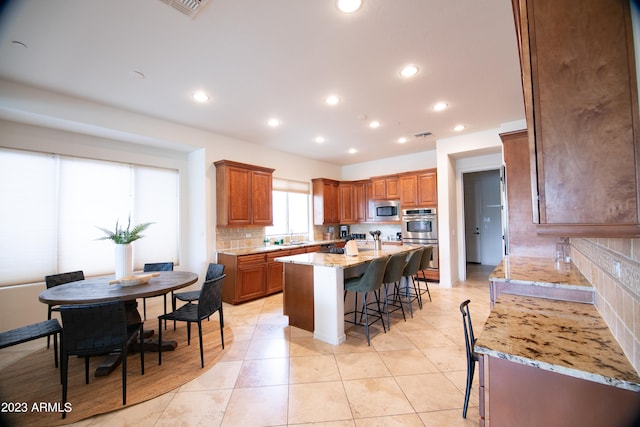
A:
[96,216,154,244]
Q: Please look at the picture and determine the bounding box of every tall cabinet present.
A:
[512,0,640,237]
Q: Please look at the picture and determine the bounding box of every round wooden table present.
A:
[39,271,198,375]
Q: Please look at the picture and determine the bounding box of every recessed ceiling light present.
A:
[267,118,281,127]
[453,124,466,132]
[348,148,358,154]
[337,0,362,13]
[192,91,210,103]
[397,137,408,144]
[325,95,341,106]
[369,120,381,129]
[433,102,448,111]
[400,65,419,78]
[315,136,325,143]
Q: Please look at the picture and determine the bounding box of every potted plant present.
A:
[97,217,154,279]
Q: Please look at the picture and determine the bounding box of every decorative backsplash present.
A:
[571,237,640,372]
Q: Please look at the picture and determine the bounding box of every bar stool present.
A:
[398,248,423,318]
[343,256,390,345]
[415,245,434,305]
[460,299,478,419]
[381,252,408,329]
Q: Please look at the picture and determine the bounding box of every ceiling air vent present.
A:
[159,0,209,18]
[413,130,433,138]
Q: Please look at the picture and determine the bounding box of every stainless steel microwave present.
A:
[370,200,400,222]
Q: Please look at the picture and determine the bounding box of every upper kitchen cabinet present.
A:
[371,175,399,200]
[215,160,275,227]
[399,169,437,208]
[512,0,640,236]
[312,178,340,225]
[338,180,367,224]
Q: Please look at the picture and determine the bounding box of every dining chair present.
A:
[59,301,144,419]
[158,274,226,368]
[171,263,224,330]
[343,256,390,346]
[460,299,479,419]
[44,270,85,348]
[142,262,174,328]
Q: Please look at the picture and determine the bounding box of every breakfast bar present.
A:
[275,244,419,345]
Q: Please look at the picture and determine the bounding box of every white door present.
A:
[464,170,503,265]
[464,176,481,263]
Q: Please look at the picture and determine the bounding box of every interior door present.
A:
[464,176,481,263]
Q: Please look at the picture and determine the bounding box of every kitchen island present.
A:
[275,244,419,345]
[475,293,640,426]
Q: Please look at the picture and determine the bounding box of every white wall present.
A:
[341,150,437,181]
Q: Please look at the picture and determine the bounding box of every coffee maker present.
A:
[339,225,349,238]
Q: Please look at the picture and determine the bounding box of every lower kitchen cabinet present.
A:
[479,355,640,427]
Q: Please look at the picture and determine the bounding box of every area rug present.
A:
[0,322,232,426]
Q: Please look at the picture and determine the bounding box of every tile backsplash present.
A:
[571,237,640,373]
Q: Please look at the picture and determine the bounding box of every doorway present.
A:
[463,169,503,266]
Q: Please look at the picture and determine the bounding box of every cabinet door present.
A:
[371,178,386,200]
[399,174,418,208]
[417,171,437,206]
[266,251,286,294]
[227,166,252,225]
[339,183,355,223]
[354,181,367,222]
[237,255,267,302]
[325,181,340,223]
[516,0,640,236]
[251,170,273,225]
[386,177,399,199]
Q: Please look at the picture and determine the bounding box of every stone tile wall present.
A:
[571,237,640,372]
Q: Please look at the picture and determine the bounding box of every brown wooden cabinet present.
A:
[399,169,437,208]
[371,175,399,200]
[512,0,640,237]
[215,160,275,227]
[501,130,557,257]
[312,178,340,225]
[338,180,367,224]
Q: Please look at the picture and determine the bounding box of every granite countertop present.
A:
[489,255,592,291]
[475,294,640,392]
[217,239,340,256]
[275,244,420,269]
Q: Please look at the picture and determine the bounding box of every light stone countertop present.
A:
[489,255,593,291]
[274,244,420,269]
[475,294,640,392]
[216,240,340,256]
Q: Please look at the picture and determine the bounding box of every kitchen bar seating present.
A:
[343,256,390,346]
[459,299,478,419]
[381,252,408,329]
[396,248,424,318]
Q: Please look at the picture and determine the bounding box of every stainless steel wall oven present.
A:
[402,207,438,270]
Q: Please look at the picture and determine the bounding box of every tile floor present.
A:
[3,264,494,426]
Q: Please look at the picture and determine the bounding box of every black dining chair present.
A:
[460,299,479,419]
[44,270,85,348]
[170,263,224,330]
[59,301,144,419]
[142,262,174,328]
[158,274,226,368]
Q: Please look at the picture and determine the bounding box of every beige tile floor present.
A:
[2,264,494,427]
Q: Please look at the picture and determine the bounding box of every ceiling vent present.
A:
[159,0,209,18]
[413,130,433,138]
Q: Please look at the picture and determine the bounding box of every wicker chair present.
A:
[170,263,224,330]
[59,301,144,419]
[44,270,85,348]
[142,262,174,328]
[158,274,226,368]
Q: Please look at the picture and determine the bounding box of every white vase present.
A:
[114,243,133,279]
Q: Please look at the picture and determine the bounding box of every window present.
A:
[0,148,179,286]
[265,179,310,237]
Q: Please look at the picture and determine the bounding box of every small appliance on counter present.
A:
[339,225,349,238]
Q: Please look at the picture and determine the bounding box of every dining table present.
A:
[39,270,198,376]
